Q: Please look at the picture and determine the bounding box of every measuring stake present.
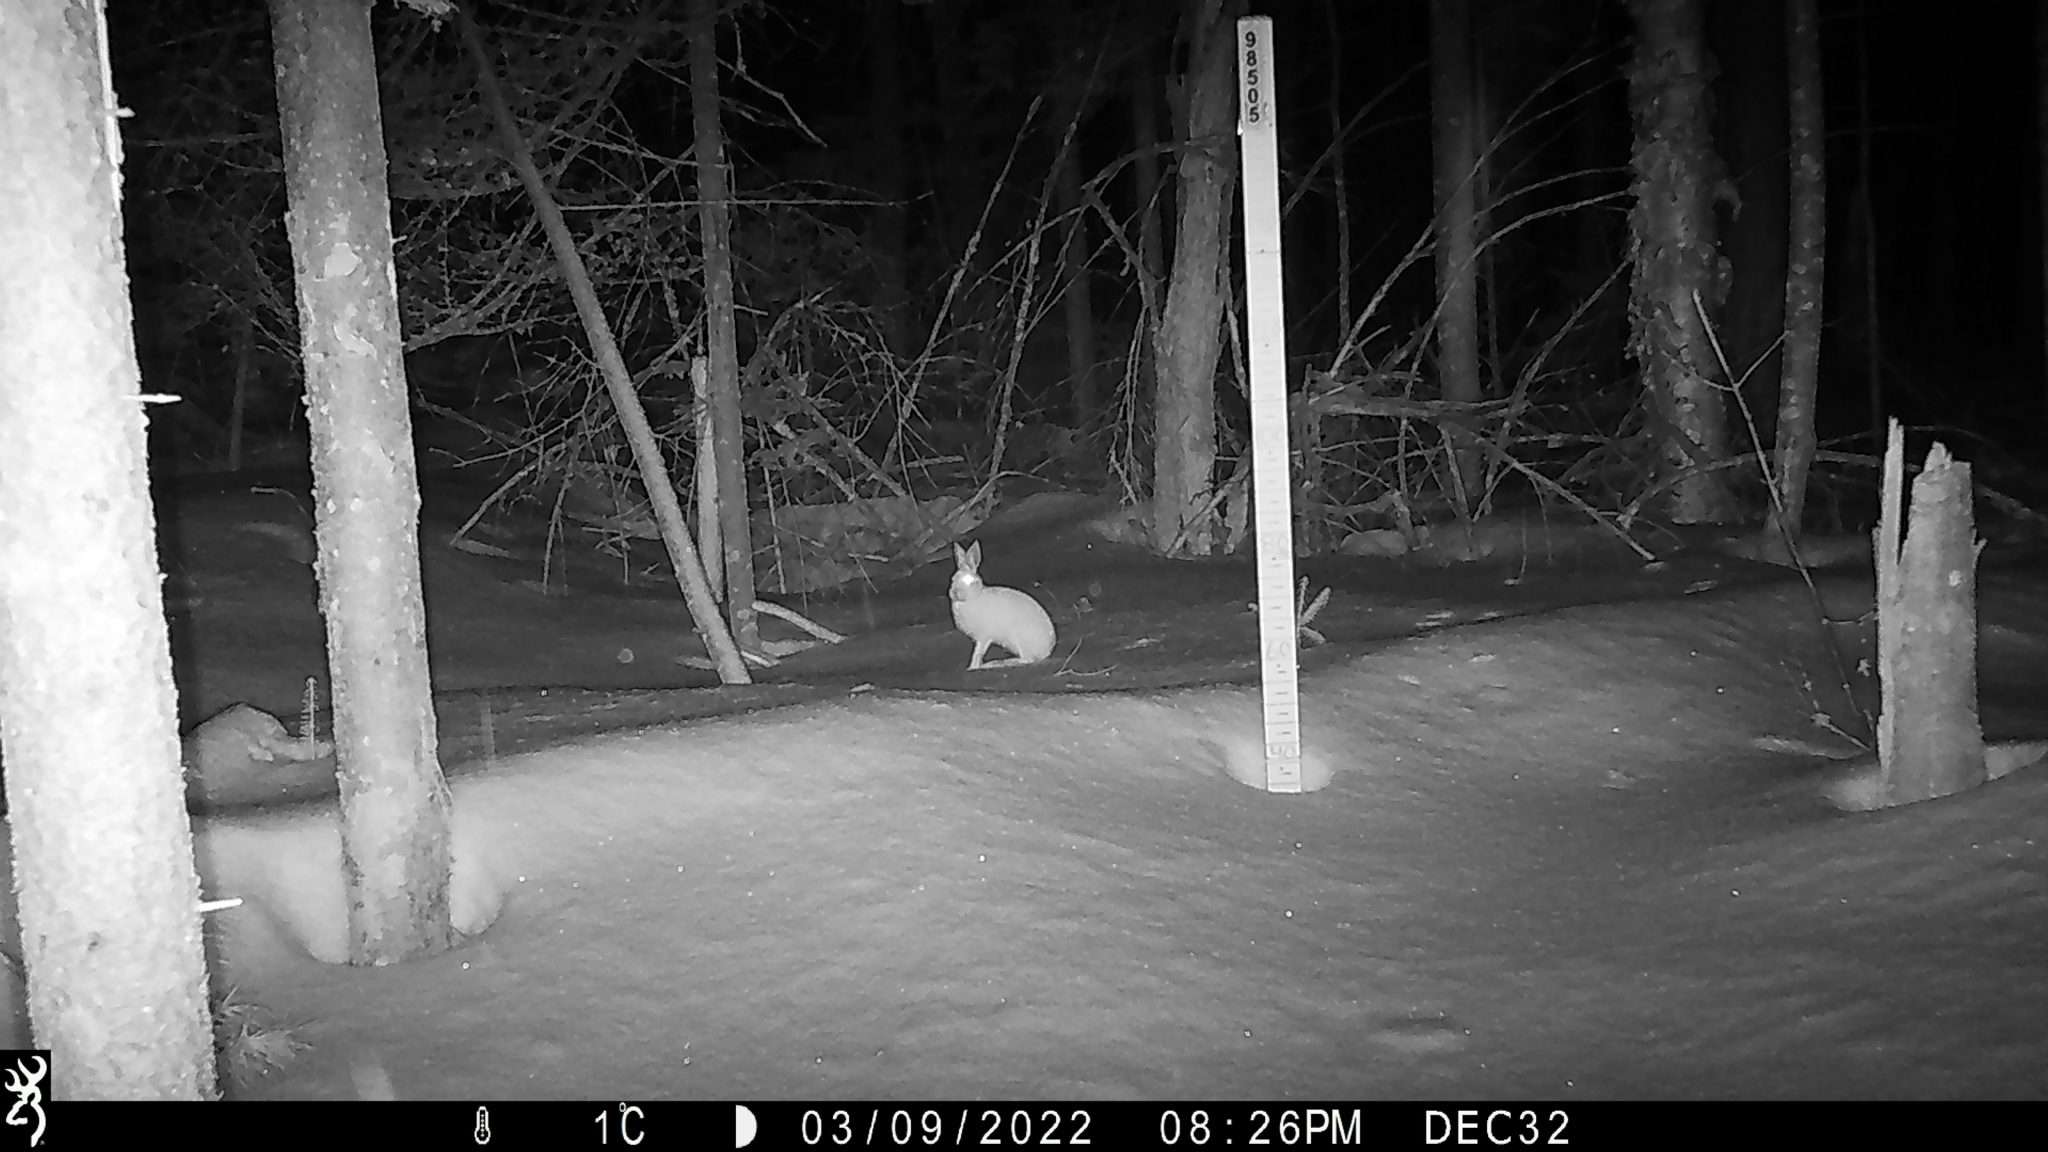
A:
[1236,17,1301,794]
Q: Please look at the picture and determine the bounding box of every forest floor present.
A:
[21,462,2048,1101]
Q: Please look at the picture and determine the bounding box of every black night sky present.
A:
[102,0,2048,468]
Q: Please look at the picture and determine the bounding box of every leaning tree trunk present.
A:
[270,0,453,965]
[1430,0,1484,516]
[1627,0,1738,524]
[689,0,760,655]
[1769,0,1826,543]
[457,15,750,685]
[1150,0,1240,556]
[0,0,217,1098]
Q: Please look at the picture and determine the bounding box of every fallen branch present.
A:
[755,599,847,644]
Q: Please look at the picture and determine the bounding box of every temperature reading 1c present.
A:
[596,1102,648,1146]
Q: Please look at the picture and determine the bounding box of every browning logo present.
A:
[0,1052,45,1149]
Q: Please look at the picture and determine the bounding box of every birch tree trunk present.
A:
[1627,0,1738,524]
[0,0,217,1097]
[270,0,453,964]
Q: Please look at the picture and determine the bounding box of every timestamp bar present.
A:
[763,1104,1414,1148]
[29,1099,1977,1148]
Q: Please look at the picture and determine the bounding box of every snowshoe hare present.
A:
[948,541,1057,670]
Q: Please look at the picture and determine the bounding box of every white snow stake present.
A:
[1236,16,1302,793]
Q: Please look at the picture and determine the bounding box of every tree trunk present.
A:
[866,0,910,359]
[1056,118,1099,433]
[1130,56,1167,293]
[0,0,217,1098]
[458,15,750,684]
[922,0,976,262]
[1430,0,1483,516]
[1875,427,1985,805]
[2039,0,2048,421]
[1707,0,1789,440]
[1149,0,1239,556]
[270,0,454,965]
[1854,7,1883,447]
[1769,0,1825,544]
[1627,0,1738,524]
[689,0,760,655]
[1324,0,1353,332]
[1127,48,1167,453]
[692,357,722,602]
[226,308,256,471]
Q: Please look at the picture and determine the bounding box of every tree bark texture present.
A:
[1627,0,1738,524]
[1875,430,1985,805]
[1149,0,1240,556]
[0,0,217,1098]
[270,0,454,964]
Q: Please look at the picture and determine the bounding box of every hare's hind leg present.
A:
[977,645,1033,669]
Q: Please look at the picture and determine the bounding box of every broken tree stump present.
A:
[1874,420,1986,806]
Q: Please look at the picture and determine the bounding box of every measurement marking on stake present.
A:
[1237,17,1301,793]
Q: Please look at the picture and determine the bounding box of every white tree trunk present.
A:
[0,0,217,1098]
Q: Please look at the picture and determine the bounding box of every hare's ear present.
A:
[966,541,983,567]
[953,542,971,567]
